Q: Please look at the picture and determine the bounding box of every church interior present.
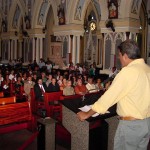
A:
[0,0,150,150]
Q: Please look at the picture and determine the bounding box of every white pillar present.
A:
[14,39,17,59]
[8,40,11,60]
[110,41,115,68]
[32,38,35,60]
[72,35,76,64]
[0,39,1,58]
[40,37,43,58]
[68,35,71,53]
[76,35,80,63]
[18,40,22,58]
[36,38,40,63]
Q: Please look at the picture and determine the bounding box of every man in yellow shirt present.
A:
[77,40,150,150]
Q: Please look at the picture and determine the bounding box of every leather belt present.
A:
[118,116,141,121]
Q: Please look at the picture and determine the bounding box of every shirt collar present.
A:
[127,58,144,67]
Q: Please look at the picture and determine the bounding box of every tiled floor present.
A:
[0,129,68,150]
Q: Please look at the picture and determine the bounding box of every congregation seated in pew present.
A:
[74,78,88,95]
[24,76,35,101]
[34,78,46,102]
[63,80,75,96]
[86,76,98,93]
[45,77,60,92]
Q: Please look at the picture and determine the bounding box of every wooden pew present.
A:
[44,91,63,121]
[60,94,82,100]
[0,97,32,134]
[0,96,16,105]
[30,88,36,113]
[0,91,4,97]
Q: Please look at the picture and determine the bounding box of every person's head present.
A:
[57,71,60,75]
[77,78,83,86]
[0,73,2,78]
[51,78,56,85]
[41,72,46,78]
[33,74,37,79]
[38,78,43,85]
[112,66,116,72]
[62,78,67,84]
[118,40,141,67]
[27,76,32,81]
[59,75,63,80]
[17,76,22,82]
[48,74,52,80]
[88,77,93,84]
[66,80,72,87]
[97,78,102,84]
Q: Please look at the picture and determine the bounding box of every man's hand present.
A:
[77,109,96,121]
[77,111,89,121]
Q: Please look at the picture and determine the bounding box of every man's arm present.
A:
[77,109,96,121]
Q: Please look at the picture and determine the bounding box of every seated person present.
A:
[59,78,67,91]
[46,77,60,92]
[86,77,98,93]
[74,78,88,95]
[109,66,118,78]
[15,76,24,97]
[34,78,46,101]
[95,78,104,91]
[45,74,52,87]
[24,76,35,101]
[63,80,75,96]
[0,73,4,92]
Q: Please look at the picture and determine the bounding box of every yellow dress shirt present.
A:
[92,59,150,119]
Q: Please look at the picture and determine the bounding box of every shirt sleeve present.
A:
[91,68,131,114]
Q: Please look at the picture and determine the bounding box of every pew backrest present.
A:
[44,91,63,117]
[0,92,4,97]
[0,96,16,105]
[0,101,32,126]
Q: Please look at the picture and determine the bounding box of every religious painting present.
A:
[108,0,118,19]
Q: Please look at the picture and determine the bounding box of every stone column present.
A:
[18,40,23,58]
[69,35,73,63]
[37,118,56,150]
[36,38,40,63]
[32,38,35,60]
[40,37,43,59]
[72,35,76,64]
[76,35,80,63]
[14,39,17,59]
[110,41,116,68]
[8,39,12,60]
[0,39,1,58]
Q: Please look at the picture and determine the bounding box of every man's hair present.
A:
[118,40,141,59]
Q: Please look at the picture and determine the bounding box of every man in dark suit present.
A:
[46,77,60,92]
[34,78,46,101]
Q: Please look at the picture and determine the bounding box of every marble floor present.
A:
[0,129,68,150]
